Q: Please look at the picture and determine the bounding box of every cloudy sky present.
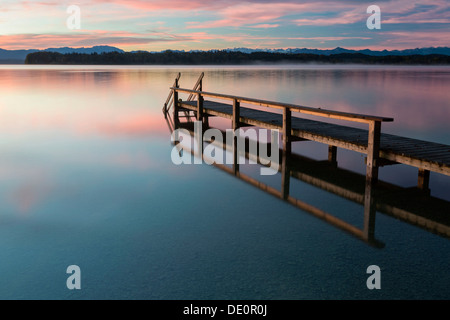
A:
[0,0,449,51]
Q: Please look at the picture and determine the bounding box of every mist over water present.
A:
[0,65,449,299]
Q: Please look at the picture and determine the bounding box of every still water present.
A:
[0,65,449,299]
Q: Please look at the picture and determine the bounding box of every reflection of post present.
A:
[194,121,203,164]
[233,99,240,175]
[363,180,376,242]
[328,145,337,167]
[281,154,290,200]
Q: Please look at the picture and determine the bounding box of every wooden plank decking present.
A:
[179,99,450,177]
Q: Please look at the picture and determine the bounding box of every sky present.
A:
[0,0,449,51]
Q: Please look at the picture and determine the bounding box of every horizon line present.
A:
[2,45,449,52]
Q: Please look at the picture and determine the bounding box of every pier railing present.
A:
[170,86,394,185]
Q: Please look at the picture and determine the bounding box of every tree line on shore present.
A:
[24,50,450,65]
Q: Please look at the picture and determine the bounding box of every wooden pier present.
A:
[163,73,450,192]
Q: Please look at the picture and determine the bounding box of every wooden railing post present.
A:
[163,73,181,116]
[366,121,381,185]
[283,107,292,156]
[197,92,203,121]
[173,78,179,123]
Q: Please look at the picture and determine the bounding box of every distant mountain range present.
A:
[0,46,124,63]
[222,46,450,56]
[1,45,450,63]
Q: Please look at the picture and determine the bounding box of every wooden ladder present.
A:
[163,72,204,121]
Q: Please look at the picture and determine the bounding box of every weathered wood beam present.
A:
[328,145,338,167]
[232,98,240,131]
[283,107,292,156]
[418,168,431,193]
[197,92,203,122]
[366,121,381,185]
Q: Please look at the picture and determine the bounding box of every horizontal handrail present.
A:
[171,87,394,124]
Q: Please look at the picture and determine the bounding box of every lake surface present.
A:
[0,64,449,300]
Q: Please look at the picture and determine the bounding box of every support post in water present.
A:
[283,107,292,156]
[197,92,203,122]
[173,79,179,123]
[418,168,431,194]
[233,98,241,174]
[232,99,240,131]
[328,145,338,167]
[366,121,381,185]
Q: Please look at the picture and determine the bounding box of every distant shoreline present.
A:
[24,51,450,65]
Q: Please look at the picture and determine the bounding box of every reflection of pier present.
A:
[165,114,450,248]
[164,73,450,193]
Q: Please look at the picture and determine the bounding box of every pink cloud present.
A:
[187,2,320,29]
[249,24,280,29]
[1,0,448,51]
[374,30,450,49]
[0,31,190,50]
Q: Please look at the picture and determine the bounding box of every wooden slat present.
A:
[178,99,450,176]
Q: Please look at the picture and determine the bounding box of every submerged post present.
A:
[233,98,240,131]
[283,107,292,156]
[366,121,381,185]
[418,169,431,194]
[232,99,240,175]
[197,92,204,121]
[328,145,338,167]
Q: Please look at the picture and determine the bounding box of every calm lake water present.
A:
[0,65,449,300]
